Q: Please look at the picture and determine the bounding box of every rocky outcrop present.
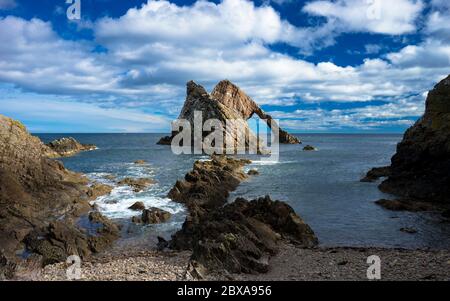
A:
[169,156,318,275]
[117,177,156,192]
[303,145,317,151]
[168,155,250,218]
[141,208,172,224]
[0,114,117,276]
[247,169,259,176]
[128,201,146,211]
[371,75,450,204]
[158,80,300,150]
[46,137,96,157]
[172,195,318,275]
[131,207,172,224]
[375,199,437,212]
[360,166,391,182]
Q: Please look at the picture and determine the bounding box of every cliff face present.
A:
[158,80,300,148]
[0,115,117,273]
[379,75,450,203]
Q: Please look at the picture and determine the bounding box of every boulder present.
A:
[157,236,169,251]
[117,177,156,192]
[247,169,259,176]
[303,145,317,151]
[86,212,120,253]
[141,208,172,224]
[46,137,96,157]
[87,183,113,199]
[128,201,146,211]
[400,227,417,234]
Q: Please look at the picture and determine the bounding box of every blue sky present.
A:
[0,0,449,133]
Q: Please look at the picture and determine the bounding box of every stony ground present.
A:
[40,250,191,281]
[233,243,450,281]
[38,243,450,281]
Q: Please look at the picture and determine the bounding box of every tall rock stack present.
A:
[157,80,300,149]
[379,75,450,203]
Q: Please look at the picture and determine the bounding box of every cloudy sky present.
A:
[0,0,449,133]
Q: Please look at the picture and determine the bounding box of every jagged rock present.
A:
[141,208,172,224]
[0,251,16,280]
[157,136,172,145]
[169,156,317,275]
[87,183,113,199]
[376,75,450,203]
[361,166,391,182]
[158,80,300,151]
[157,236,169,251]
[117,177,156,192]
[247,169,259,175]
[0,114,118,273]
[128,201,146,211]
[86,212,120,253]
[131,216,142,224]
[172,196,318,274]
[303,145,317,151]
[168,155,249,212]
[46,137,96,157]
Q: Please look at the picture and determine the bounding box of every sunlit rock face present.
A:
[158,80,300,151]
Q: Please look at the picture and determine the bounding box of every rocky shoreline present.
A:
[37,243,450,281]
[0,114,118,279]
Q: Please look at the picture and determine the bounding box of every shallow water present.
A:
[37,133,450,249]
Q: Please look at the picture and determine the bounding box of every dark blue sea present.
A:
[37,133,450,250]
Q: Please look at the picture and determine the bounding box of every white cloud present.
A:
[386,39,450,68]
[303,0,423,35]
[0,0,449,132]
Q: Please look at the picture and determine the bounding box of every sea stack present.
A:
[377,74,450,203]
[157,80,300,149]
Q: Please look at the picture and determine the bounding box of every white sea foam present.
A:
[249,160,296,166]
[92,185,185,219]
